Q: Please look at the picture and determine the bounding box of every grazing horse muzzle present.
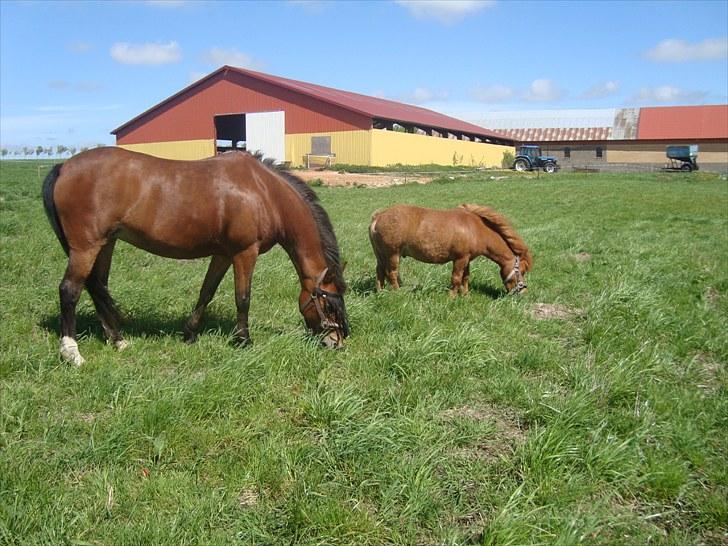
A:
[504,255,528,295]
[301,269,349,348]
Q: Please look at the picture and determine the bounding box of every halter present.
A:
[301,268,346,332]
[504,255,527,294]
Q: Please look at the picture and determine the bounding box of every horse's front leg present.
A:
[231,247,259,346]
[450,257,469,297]
[184,255,231,343]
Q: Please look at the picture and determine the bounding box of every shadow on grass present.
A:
[347,274,505,300]
[40,310,239,343]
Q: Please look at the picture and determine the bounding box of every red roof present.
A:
[637,105,728,140]
[113,65,510,141]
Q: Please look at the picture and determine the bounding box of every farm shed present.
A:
[112,66,514,168]
[482,105,728,171]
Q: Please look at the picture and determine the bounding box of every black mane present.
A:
[251,152,347,294]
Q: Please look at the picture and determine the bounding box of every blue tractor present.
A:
[513,145,559,173]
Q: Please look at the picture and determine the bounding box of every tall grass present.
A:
[1,161,726,544]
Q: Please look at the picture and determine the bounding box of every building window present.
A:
[564,147,571,159]
[595,146,603,158]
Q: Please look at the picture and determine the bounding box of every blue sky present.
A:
[1,0,726,149]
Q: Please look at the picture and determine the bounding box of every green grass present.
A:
[1,160,727,545]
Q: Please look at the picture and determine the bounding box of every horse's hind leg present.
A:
[59,247,102,365]
[387,254,401,289]
[85,240,126,350]
[184,255,231,343]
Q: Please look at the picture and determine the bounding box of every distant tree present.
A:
[22,146,31,157]
[45,147,53,157]
[56,145,68,157]
[1,148,8,159]
[95,143,105,148]
[68,146,77,156]
[36,146,44,157]
[80,146,89,153]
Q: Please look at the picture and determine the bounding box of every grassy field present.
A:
[1,160,726,545]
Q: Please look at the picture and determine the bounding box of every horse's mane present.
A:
[249,152,347,294]
[459,204,533,272]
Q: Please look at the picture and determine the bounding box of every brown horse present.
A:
[42,147,349,365]
[369,204,532,296]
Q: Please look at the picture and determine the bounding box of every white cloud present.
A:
[645,38,728,62]
[287,0,326,12]
[201,47,259,69]
[396,0,494,24]
[631,85,708,103]
[145,0,190,7]
[405,87,449,104]
[471,84,514,103]
[67,41,92,54]
[523,79,563,102]
[580,80,619,99]
[110,41,181,65]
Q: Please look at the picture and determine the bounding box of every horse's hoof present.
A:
[60,336,85,366]
[114,339,130,351]
[233,337,252,348]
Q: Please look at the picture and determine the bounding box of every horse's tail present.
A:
[42,163,70,256]
[368,208,386,237]
[459,204,532,272]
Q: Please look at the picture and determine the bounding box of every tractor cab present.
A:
[514,145,559,173]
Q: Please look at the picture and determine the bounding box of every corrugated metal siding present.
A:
[285,130,370,166]
[370,130,511,167]
[246,111,285,163]
[495,127,611,142]
[116,71,371,145]
[117,139,215,160]
[608,141,728,164]
[638,105,728,140]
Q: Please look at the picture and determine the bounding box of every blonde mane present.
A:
[459,204,533,272]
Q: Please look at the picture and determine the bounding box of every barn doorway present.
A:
[214,114,246,153]
[214,111,285,163]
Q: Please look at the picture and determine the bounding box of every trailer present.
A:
[663,145,699,172]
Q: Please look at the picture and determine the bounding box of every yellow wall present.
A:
[370,129,512,168]
[608,141,728,164]
[285,130,370,166]
[118,139,215,160]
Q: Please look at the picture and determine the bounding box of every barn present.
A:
[112,65,514,168]
[482,104,728,171]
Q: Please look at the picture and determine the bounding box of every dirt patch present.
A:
[574,252,592,262]
[532,303,581,320]
[694,352,724,394]
[295,169,434,188]
[441,405,526,461]
[238,488,260,508]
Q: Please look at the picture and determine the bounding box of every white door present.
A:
[245,111,285,164]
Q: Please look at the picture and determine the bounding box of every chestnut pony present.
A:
[43,147,348,365]
[369,204,532,296]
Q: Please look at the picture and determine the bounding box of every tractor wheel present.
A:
[514,159,529,172]
[543,161,556,173]
[680,163,692,172]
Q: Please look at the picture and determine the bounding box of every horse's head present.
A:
[502,255,528,295]
[299,268,349,349]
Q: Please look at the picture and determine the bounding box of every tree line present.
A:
[0,143,108,159]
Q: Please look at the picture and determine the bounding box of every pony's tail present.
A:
[42,163,70,256]
[459,204,533,272]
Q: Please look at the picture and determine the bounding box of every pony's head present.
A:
[502,254,530,295]
[300,267,349,349]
